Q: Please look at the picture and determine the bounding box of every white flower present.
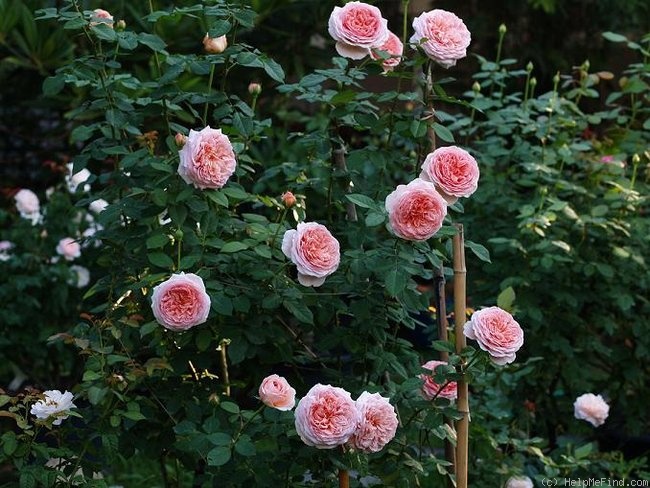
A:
[0,240,13,262]
[30,390,77,425]
[505,476,534,488]
[14,189,42,225]
[68,265,90,288]
[66,163,92,193]
[89,199,109,214]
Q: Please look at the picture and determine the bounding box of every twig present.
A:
[333,147,358,222]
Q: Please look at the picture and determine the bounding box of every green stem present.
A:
[386,0,410,146]
[203,64,216,125]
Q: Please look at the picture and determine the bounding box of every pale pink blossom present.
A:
[574,393,609,427]
[56,237,81,261]
[203,34,227,54]
[151,273,211,331]
[88,199,109,214]
[282,222,340,287]
[328,1,389,60]
[259,374,296,411]
[294,384,360,449]
[66,163,92,193]
[349,392,398,453]
[420,146,479,203]
[30,390,76,425]
[464,307,524,365]
[420,360,457,401]
[178,126,236,190]
[14,189,42,224]
[385,178,448,241]
[505,476,534,488]
[410,10,471,68]
[371,31,403,72]
[0,240,13,261]
[90,9,114,28]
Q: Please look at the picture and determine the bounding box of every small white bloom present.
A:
[0,240,13,262]
[505,476,534,488]
[30,390,77,425]
[68,265,90,288]
[66,163,92,193]
[14,189,42,225]
[89,199,109,214]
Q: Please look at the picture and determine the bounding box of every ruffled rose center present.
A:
[194,138,233,179]
[160,285,200,321]
[342,7,381,39]
[425,16,463,46]
[298,229,338,268]
[310,394,351,434]
[398,192,442,227]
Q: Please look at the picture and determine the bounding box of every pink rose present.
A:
[294,384,360,449]
[573,393,609,427]
[420,360,457,401]
[14,189,41,224]
[56,237,81,261]
[203,34,227,54]
[410,10,471,68]
[281,191,297,208]
[371,31,403,72]
[178,126,236,190]
[419,146,479,203]
[0,240,13,262]
[328,1,389,60]
[464,307,524,365]
[259,374,296,411]
[282,222,340,287]
[349,392,398,453]
[385,178,448,241]
[91,9,114,28]
[151,273,211,331]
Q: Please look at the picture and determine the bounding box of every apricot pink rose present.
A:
[385,178,448,241]
[151,273,211,331]
[420,146,479,203]
[328,1,389,60]
[349,392,398,453]
[574,393,609,427]
[421,360,457,401]
[464,307,524,365]
[259,374,296,411]
[294,384,360,449]
[410,10,471,68]
[178,126,236,190]
[282,222,340,287]
[371,31,403,72]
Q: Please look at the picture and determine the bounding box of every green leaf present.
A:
[431,340,455,353]
[138,33,167,52]
[71,125,95,143]
[283,300,313,324]
[221,242,249,253]
[465,240,491,263]
[433,123,454,143]
[146,233,169,249]
[365,211,385,227]
[208,433,232,446]
[43,76,65,96]
[345,194,376,209]
[602,32,627,43]
[207,190,229,207]
[148,252,174,269]
[262,57,285,83]
[208,20,231,37]
[235,437,256,457]
[2,432,17,456]
[497,286,516,312]
[207,446,231,467]
[121,410,146,421]
[220,401,240,414]
[385,266,408,296]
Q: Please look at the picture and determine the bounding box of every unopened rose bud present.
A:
[203,34,227,54]
[553,72,560,85]
[581,60,590,71]
[174,229,184,240]
[632,153,641,164]
[529,77,537,87]
[281,191,297,208]
[619,76,628,89]
[175,132,187,147]
[526,61,534,73]
[472,81,481,93]
[248,82,262,96]
[498,24,507,35]
[116,19,126,31]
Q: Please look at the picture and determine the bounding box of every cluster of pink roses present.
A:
[258,376,398,454]
[327,2,470,70]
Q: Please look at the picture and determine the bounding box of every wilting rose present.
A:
[56,237,81,261]
[178,126,236,190]
[420,146,479,203]
[203,34,227,54]
[294,384,360,449]
[90,9,113,28]
[410,10,471,68]
[420,360,457,401]
[151,273,211,331]
[505,476,534,488]
[464,307,524,365]
[14,189,41,224]
[371,31,403,72]
[282,222,340,287]
[349,392,398,453]
[259,374,296,411]
[328,1,389,60]
[30,390,77,426]
[574,393,609,427]
[385,178,448,241]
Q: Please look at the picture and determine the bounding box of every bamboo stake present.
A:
[339,469,349,488]
[434,265,456,485]
[453,224,469,488]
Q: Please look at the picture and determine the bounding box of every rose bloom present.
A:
[385,178,448,241]
[56,237,81,261]
[91,9,114,27]
[505,476,534,488]
[259,374,296,411]
[14,189,42,224]
[178,126,237,190]
[30,390,77,426]
[68,265,90,288]
[0,240,13,262]
[328,1,389,60]
[282,222,340,287]
[151,273,211,331]
[574,393,609,427]
[420,360,457,401]
[371,31,403,72]
[294,384,360,449]
[203,34,227,54]
[88,199,109,214]
[349,392,398,453]
[419,146,479,203]
[464,307,524,365]
[410,10,471,68]
[66,163,92,193]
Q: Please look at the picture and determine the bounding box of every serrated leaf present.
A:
[385,266,408,296]
[431,340,455,353]
[208,433,232,446]
[221,242,249,253]
[139,33,167,52]
[345,193,376,209]
[207,446,231,466]
[465,240,491,263]
[497,287,516,312]
[220,401,240,414]
[43,76,64,96]
[283,300,313,324]
[433,123,454,142]
[148,252,174,269]
[263,58,285,83]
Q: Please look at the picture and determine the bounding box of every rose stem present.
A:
[333,147,357,222]
[453,223,469,488]
[338,469,349,488]
[219,339,231,396]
